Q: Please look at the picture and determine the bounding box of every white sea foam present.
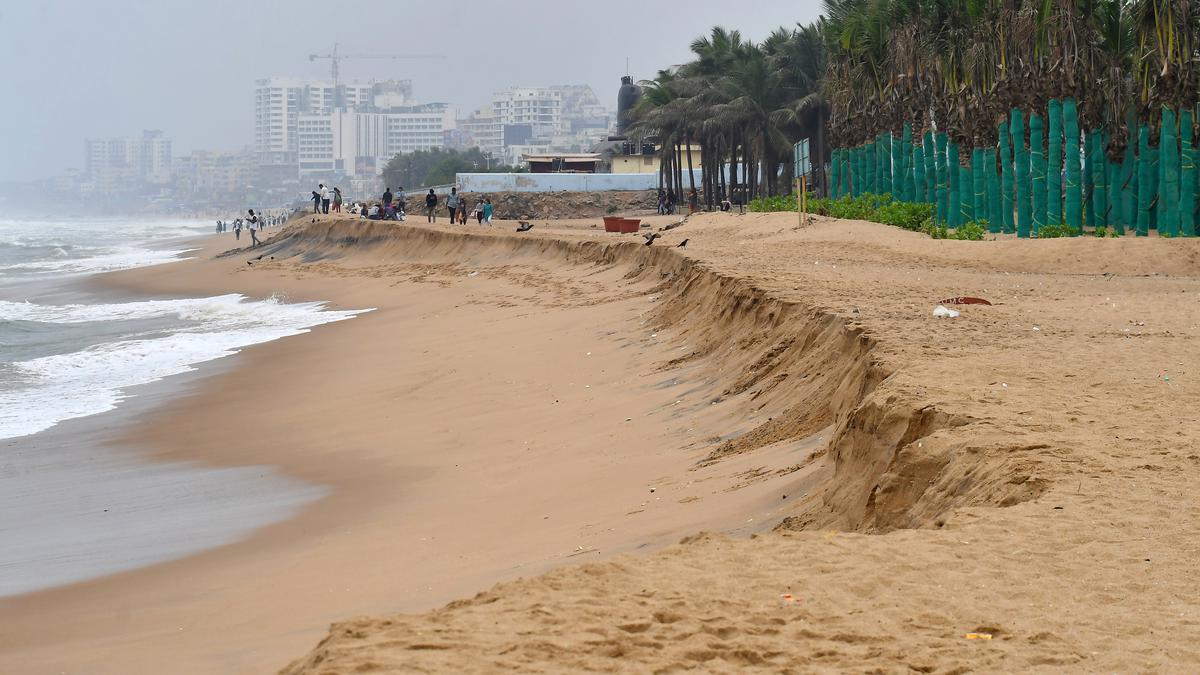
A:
[0,246,193,276]
[0,295,371,440]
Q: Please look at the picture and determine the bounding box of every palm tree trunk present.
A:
[685,134,697,198]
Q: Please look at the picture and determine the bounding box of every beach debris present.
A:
[779,593,800,605]
[649,487,656,493]
[677,238,689,248]
[516,221,534,232]
[933,305,961,318]
[940,296,992,305]
[468,271,478,277]
[964,633,993,640]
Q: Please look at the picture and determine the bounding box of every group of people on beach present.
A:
[311,184,343,214]
[426,187,494,225]
[218,209,268,246]
[656,188,704,215]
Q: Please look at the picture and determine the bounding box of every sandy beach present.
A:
[3,211,1198,673]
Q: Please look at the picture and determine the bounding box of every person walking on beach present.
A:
[247,209,261,246]
[332,187,343,213]
[688,188,700,214]
[657,188,667,215]
[395,186,407,220]
[311,190,321,213]
[319,184,330,214]
[425,189,438,222]
[446,188,461,224]
[382,186,393,211]
[473,199,484,224]
[234,219,242,240]
[483,197,494,225]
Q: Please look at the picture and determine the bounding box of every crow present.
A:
[516,221,534,232]
[644,233,661,246]
[677,238,689,248]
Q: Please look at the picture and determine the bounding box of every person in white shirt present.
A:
[319,184,330,214]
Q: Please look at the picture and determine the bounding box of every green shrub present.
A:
[951,220,987,240]
[921,219,949,239]
[1036,222,1073,238]
[748,195,799,212]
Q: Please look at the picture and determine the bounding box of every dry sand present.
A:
[3,212,1198,673]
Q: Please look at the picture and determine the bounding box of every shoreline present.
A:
[0,216,814,674]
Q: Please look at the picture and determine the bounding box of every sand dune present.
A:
[3,212,1197,673]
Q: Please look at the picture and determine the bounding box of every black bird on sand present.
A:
[677,238,689,248]
[643,233,661,246]
[516,221,534,232]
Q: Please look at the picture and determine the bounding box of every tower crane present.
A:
[308,43,445,107]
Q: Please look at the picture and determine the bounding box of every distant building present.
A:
[82,130,173,196]
[524,153,602,174]
[295,104,458,179]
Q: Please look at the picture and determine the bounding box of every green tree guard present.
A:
[1063,99,1082,235]
[901,123,914,201]
[891,130,903,199]
[1150,144,1160,232]
[879,133,891,195]
[855,145,865,197]
[935,132,948,224]
[1120,140,1136,233]
[868,140,878,195]
[1161,107,1180,236]
[961,159,973,224]
[848,147,857,197]
[914,140,926,203]
[1182,108,1197,236]
[1136,125,1151,236]
[830,150,840,198]
[1046,99,1064,227]
[1012,109,1031,237]
[1108,162,1123,233]
[923,130,936,202]
[1090,130,1107,229]
[986,148,1001,231]
[948,142,961,228]
[1083,128,1095,230]
[999,119,1015,233]
[1030,113,1046,234]
[972,148,986,222]
[844,150,852,198]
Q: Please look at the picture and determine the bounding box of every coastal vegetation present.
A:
[632,0,1200,237]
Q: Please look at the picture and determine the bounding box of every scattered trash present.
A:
[940,296,992,305]
[779,593,800,605]
[933,305,960,318]
[468,271,478,277]
[649,487,656,493]
[964,633,993,640]
[1158,371,1171,384]
[625,417,632,421]
[1032,326,1041,331]
[1001,383,1008,388]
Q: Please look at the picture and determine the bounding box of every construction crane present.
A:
[308,43,444,105]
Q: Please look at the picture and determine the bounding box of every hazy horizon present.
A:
[0,0,824,182]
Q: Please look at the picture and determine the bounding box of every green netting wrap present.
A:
[1063,99,1082,235]
[830,150,840,197]
[880,133,891,195]
[1150,144,1160,232]
[923,130,936,202]
[972,148,985,224]
[1136,125,1151,236]
[1012,109,1030,237]
[948,142,961,228]
[914,140,926,204]
[1120,138,1135,234]
[961,158,973,224]
[901,123,914,201]
[1046,99,1063,227]
[1108,161,1122,233]
[1161,107,1180,236]
[999,119,1015,233]
[891,130,903,198]
[1182,108,1197,237]
[1090,130,1106,229]
[986,148,1001,231]
[1030,113,1046,235]
[1084,128,1095,230]
[935,132,948,224]
[848,147,858,197]
[868,139,878,194]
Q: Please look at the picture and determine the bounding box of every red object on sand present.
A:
[603,216,622,233]
[620,218,642,233]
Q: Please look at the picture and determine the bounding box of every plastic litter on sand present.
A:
[933,305,960,318]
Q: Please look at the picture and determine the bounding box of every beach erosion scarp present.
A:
[3,212,1198,674]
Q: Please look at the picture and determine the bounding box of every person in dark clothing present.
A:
[425,189,438,223]
[311,191,321,213]
[382,187,393,208]
[666,189,677,215]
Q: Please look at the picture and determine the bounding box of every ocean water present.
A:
[0,217,366,597]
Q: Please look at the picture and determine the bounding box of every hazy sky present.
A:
[0,0,824,181]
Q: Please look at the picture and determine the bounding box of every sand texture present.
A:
[3,212,1198,673]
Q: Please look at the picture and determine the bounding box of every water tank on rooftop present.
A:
[617,75,642,134]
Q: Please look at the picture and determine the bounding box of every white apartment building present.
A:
[83,130,173,189]
[296,105,456,178]
[254,77,414,169]
[492,87,565,137]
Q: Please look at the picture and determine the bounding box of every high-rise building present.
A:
[491,87,565,138]
[83,130,173,193]
[295,104,457,179]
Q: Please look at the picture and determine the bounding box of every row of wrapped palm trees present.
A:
[633,0,1200,236]
[629,25,827,208]
[827,0,1200,235]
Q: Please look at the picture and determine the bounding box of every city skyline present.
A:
[0,0,823,182]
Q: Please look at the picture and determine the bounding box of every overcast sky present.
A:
[0,0,824,181]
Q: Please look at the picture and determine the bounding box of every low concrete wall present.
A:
[456,171,703,193]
